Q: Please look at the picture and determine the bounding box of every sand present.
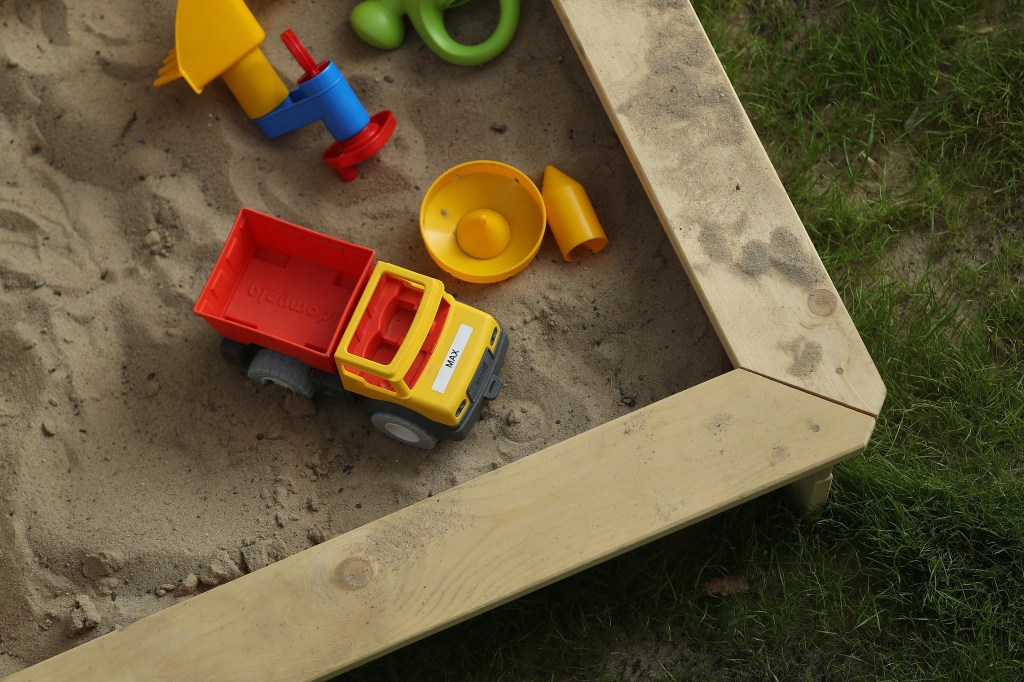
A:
[0,0,727,672]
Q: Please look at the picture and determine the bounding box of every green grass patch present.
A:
[337,2,1024,679]
[705,0,1024,272]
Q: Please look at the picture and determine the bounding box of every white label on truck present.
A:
[432,324,473,394]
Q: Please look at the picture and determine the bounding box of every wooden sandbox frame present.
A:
[8,1,885,679]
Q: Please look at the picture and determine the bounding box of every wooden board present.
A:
[551,0,886,417]
[5,369,876,682]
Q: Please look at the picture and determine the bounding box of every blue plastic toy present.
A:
[155,0,395,182]
[265,30,395,181]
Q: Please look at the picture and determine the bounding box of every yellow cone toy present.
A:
[541,165,608,262]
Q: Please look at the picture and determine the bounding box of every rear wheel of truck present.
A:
[371,412,438,450]
[247,348,315,399]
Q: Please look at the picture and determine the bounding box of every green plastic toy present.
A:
[350,0,520,66]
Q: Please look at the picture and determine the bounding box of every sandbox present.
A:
[0,1,882,678]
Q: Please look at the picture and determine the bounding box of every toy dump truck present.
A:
[194,208,508,448]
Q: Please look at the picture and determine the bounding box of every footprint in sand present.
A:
[14,0,69,46]
[499,399,548,443]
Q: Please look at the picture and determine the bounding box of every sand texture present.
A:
[0,0,727,672]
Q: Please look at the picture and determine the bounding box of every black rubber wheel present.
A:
[370,412,438,450]
[247,348,315,399]
[219,338,253,365]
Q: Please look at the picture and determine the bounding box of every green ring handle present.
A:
[351,0,520,66]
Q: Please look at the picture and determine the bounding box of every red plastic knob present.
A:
[323,110,397,182]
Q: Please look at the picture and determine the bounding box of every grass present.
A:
[337,2,1024,679]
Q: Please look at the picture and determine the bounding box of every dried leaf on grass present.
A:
[702,574,749,597]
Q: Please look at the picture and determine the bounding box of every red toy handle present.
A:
[281,29,325,82]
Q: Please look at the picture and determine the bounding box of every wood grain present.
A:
[7,370,875,681]
[552,0,886,416]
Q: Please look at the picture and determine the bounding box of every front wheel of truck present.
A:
[371,412,438,450]
[247,348,316,399]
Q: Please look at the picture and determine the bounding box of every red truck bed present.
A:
[194,209,376,373]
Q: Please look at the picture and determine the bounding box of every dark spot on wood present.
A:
[782,337,823,377]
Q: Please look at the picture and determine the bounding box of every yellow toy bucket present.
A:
[420,161,545,284]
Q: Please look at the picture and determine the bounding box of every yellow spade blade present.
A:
[166,0,265,93]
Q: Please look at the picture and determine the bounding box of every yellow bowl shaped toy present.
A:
[420,161,545,283]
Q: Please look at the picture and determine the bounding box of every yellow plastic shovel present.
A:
[154,0,288,120]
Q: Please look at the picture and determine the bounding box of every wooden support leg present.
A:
[787,466,834,516]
